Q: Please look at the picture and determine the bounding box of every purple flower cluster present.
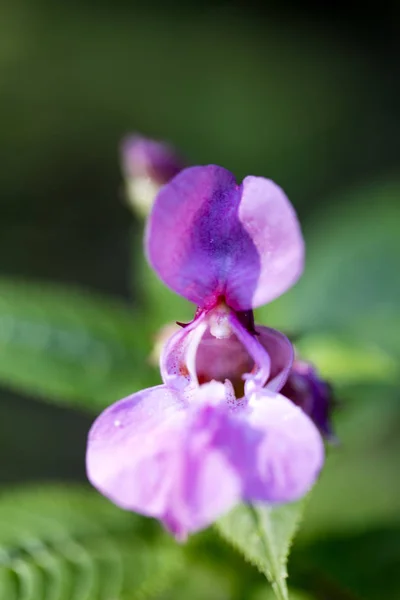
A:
[87,157,333,540]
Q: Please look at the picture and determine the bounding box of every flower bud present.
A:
[281,359,335,440]
[121,135,185,217]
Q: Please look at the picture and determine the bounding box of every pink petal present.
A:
[162,383,244,538]
[160,312,208,391]
[86,382,244,538]
[243,392,324,503]
[146,166,304,310]
[146,165,237,307]
[229,313,271,395]
[256,326,294,392]
[86,386,187,517]
[237,176,304,307]
[86,382,323,538]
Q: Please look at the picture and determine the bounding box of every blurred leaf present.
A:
[296,333,398,385]
[0,3,376,209]
[156,562,235,600]
[292,526,400,600]
[0,484,184,600]
[0,278,157,413]
[349,313,400,359]
[299,382,400,542]
[251,587,314,600]
[133,233,194,332]
[216,500,307,600]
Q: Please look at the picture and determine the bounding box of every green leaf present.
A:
[299,382,400,542]
[292,526,400,600]
[0,278,157,412]
[250,587,314,600]
[0,484,184,600]
[156,562,236,600]
[1,3,372,206]
[295,333,398,386]
[216,499,307,600]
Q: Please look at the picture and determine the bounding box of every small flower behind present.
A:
[281,359,335,441]
[121,135,185,217]
[86,165,325,540]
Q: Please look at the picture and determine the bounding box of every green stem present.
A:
[248,505,289,600]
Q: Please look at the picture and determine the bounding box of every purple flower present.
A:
[87,165,324,539]
[121,135,185,216]
[281,360,335,440]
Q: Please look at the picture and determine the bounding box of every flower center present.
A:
[195,304,254,398]
[208,304,232,339]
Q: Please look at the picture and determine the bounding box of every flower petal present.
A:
[238,176,304,307]
[243,392,324,503]
[281,360,335,439]
[86,385,186,517]
[229,313,271,394]
[256,326,294,393]
[146,166,304,310]
[161,310,272,399]
[87,382,244,539]
[195,329,254,389]
[160,312,208,391]
[162,384,244,538]
[146,165,240,307]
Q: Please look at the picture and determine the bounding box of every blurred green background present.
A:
[0,1,399,599]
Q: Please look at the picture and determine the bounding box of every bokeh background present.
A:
[0,1,399,599]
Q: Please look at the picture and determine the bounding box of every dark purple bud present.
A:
[281,360,335,440]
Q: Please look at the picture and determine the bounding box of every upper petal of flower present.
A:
[146,165,304,310]
[238,175,304,308]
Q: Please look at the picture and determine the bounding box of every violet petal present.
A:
[256,326,294,393]
[243,392,325,502]
[146,165,304,310]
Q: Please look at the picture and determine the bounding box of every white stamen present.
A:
[209,307,232,339]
